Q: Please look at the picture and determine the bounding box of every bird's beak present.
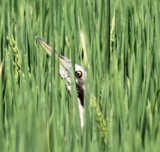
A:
[35,36,52,56]
[35,36,72,75]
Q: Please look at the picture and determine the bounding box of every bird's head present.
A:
[35,36,86,106]
[59,56,86,106]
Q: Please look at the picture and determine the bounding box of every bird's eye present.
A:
[75,70,83,78]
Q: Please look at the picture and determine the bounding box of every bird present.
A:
[35,36,87,128]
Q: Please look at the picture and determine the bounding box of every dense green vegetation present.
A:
[0,0,160,151]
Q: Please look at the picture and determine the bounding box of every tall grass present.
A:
[0,0,160,151]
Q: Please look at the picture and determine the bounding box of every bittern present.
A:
[35,36,86,128]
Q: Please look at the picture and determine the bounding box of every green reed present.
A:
[0,0,160,152]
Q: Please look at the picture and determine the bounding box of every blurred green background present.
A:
[0,0,160,151]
